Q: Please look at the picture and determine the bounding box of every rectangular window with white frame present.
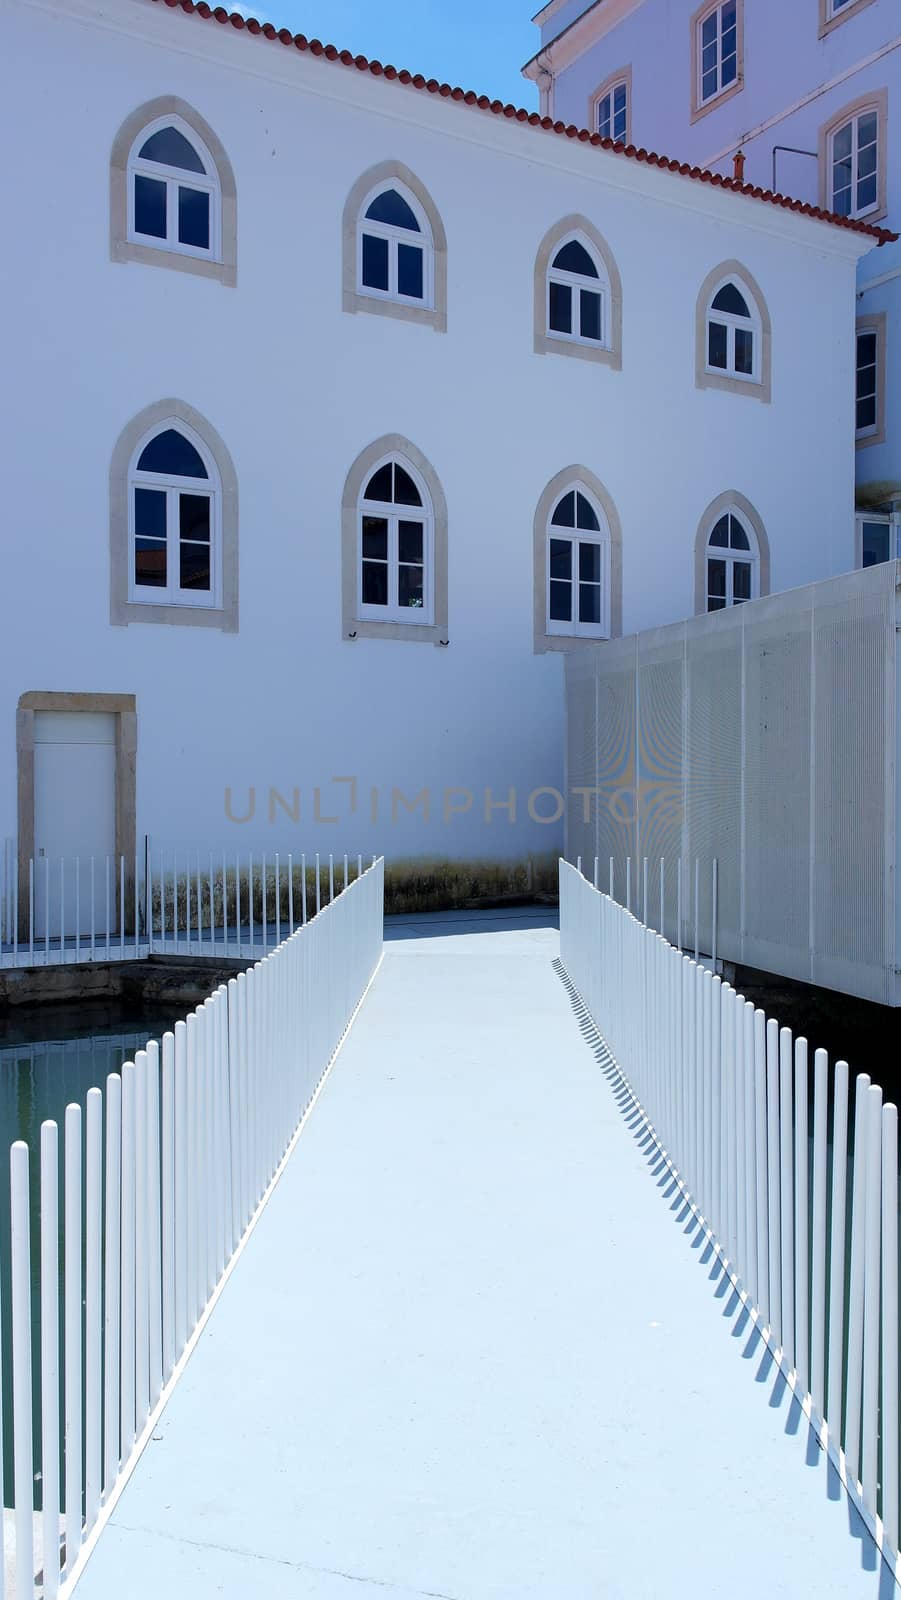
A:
[820,93,887,223]
[856,314,886,447]
[692,0,742,121]
[819,0,879,39]
[856,512,900,569]
[592,68,631,145]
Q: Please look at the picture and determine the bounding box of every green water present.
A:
[0,1004,178,1507]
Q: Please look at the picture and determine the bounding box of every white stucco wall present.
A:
[542,0,901,486]
[0,0,873,863]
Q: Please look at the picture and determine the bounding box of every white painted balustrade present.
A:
[3,858,384,1597]
[0,842,365,968]
[559,859,900,1570]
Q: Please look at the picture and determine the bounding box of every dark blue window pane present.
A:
[862,523,891,567]
[138,429,208,479]
[179,494,210,544]
[549,282,572,334]
[362,233,389,291]
[576,494,600,532]
[708,321,728,369]
[707,559,727,603]
[857,395,877,431]
[733,562,751,602]
[362,517,388,560]
[394,466,421,507]
[178,187,210,250]
[135,540,167,587]
[552,240,599,278]
[362,562,388,605]
[397,243,424,300]
[134,487,166,538]
[364,189,420,231]
[580,289,601,341]
[735,327,754,374]
[729,517,750,551]
[711,282,750,317]
[550,538,572,578]
[399,521,423,563]
[709,517,730,549]
[552,494,576,529]
[180,543,211,591]
[579,584,601,624]
[398,566,424,608]
[139,126,205,173]
[363,466,393,504]
[579,544,601,582]
[549,579,572,622]
[134,175,167,239]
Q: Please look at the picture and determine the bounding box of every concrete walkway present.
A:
[73,915,893,1599]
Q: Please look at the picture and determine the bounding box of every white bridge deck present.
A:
[72,913,891,1598]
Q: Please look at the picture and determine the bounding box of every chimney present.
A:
[732,149,746,183]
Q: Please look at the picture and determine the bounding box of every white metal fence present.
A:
[0,841,367,968]
[574,852,719,964]
[559,859,900,1572]
[1,856,384,1597]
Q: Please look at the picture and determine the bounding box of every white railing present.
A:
[559,859,900,1574]
[2,857,384,1598]
[0,842,366,968]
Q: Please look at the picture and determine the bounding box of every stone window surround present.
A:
[690,0,745,125]
[342,161,448,332]
[16,692,137,936]
[110,399,239,633]
[533,465,623,653]
[693,491,771,616]
[818,89,889,226]
[819,0,879,39]
[110,95,238,287]
[589,64,633,145]
[856,310,887,449]
[695,259,772,404]
[533,215,623,370]
[342,434,449,644]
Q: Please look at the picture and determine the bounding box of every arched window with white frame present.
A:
[705,276,760,382]
[129,422,220,609]
[705,509,758,610]
[695,261,771,402]
[357,183,434,310]
[547,234,608,348]
[111,98,237,286]
[128,116,220,261]
[358,456,434,626]
[819,92,887,223]
[546,484,611,639]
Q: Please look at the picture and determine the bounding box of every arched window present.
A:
[359,184,432,307]
[694,493,769,615]
[342,437,448,643]
[110,401,238,631]
[546,484,611,638]
[129,117,218,258]
[695,261,771,402]
[705,509,758,610]
[129,423,219,607]
[534,217,622,370]
[706,278,759,381]
[819,93,887,223]
[111,98,237,285]
[343,164,447,331]
[548,237,606,346]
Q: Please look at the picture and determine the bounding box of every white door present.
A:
[33,712,116,938]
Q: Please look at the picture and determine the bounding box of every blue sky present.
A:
[234,2,540,107]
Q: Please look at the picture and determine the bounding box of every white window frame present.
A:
[829,108,880,220]
[356,183,435,312]
[128,423,221,610]
[546,487,611,640]
[696,1,739,109]
[856,512,901,568]
[597,78,629,142]
[127,115,221,264]
[856,326,880,441]
[705,509,759,611]
[705,276,761,385]
[546,234,608,350]
[357,456,435,627]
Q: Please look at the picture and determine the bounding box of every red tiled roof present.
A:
[151,0,897,245]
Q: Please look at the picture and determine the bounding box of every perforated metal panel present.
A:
[564,562,900,1004]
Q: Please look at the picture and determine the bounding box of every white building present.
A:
[524,0,901,563]
[0,0,886,902]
